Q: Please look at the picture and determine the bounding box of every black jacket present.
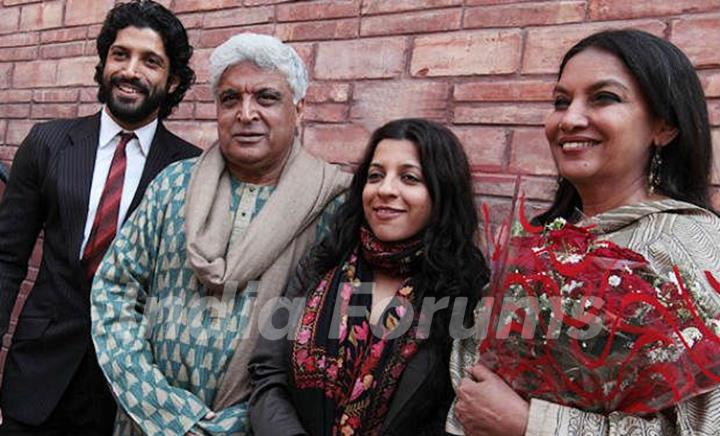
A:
[0,112,200,425]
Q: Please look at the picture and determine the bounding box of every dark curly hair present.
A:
[537,29,714,224]
[94,0,195,119]
[311,118,489,349]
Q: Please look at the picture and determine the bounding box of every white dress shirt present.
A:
[79,107,158,257]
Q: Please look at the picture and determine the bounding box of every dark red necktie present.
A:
[82,131,135,281]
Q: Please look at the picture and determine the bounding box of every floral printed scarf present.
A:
[291,228,424,435]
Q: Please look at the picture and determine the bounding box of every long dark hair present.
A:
[94,0,195,119]
[313,118,489,346]
[537,29,714,224]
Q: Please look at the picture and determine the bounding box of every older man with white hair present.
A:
[90,33,350,435]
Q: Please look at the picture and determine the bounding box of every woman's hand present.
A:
[455,363,529,436]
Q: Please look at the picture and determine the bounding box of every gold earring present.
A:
[648,147,662,195]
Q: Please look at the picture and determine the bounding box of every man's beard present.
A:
[99,76,168,125]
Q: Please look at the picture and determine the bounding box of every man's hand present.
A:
[455,363,529,436]
[186,411,217,435]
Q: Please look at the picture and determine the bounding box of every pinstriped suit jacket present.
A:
[0,112,200,425]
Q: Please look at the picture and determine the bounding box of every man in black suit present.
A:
[0,1,200,433]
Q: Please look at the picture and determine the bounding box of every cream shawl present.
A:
[184,140,351,408]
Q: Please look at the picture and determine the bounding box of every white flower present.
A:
[558,253,584,264]
[608,275,622,287]
[547,217,567,230]
[646,346,680,363]
[561,280,583,293]
[680,327,703,348]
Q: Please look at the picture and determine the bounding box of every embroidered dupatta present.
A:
[290,228,424,435]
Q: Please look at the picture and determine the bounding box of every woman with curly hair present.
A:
[249,118,489,435]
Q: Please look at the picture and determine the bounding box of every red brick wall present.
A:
[1,0,720,282]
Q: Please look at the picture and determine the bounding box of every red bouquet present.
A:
[478,199,720,414]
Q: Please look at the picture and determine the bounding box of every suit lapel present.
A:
[382,345,437,431]
[58,117,180,279]
[126,122,177,217]
[57,113,101,269]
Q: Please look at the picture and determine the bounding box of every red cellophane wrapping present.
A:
[478,198,720,414]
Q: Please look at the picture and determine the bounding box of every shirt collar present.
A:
[99,106,158,156]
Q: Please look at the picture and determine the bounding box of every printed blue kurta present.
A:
[91,158,340,435]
